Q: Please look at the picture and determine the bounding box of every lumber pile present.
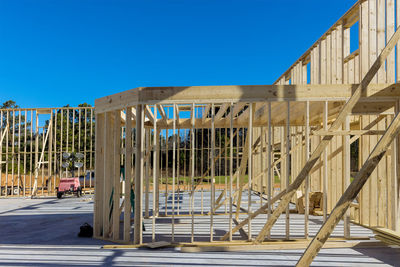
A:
[296,191,323,216]
[372,227,400,246]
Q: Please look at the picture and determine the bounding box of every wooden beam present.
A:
[152,106,157,242]
[134,105,144,245]
[343,115,350,238]
[145,105,155,124]
[124,107,132,243]
[231,103,246,117]
[190,103,195,243]
[215,103,229,121]
[323,102,328,221]
[247,103,254,241]
[94,113,105,238]
[210,103,215,241]
[313,129,387,136]
[229,102,234,242]
[285,101,290,239]
[202,105,210,124]
[112,110,121,241]
[95,84,400,113]
[267,102,272,239]
[157,104,167,121]
[304,101,310,238]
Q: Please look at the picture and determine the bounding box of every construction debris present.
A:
[296,191,323,216]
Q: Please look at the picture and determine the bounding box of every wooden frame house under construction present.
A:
[94,0,400,265]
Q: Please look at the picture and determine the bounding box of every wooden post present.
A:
[90,109,94,186]
[23,110,27,196]
[177,127,180,216]
[17,111,21,196]
[229,102,234,242]
[267,101,272,239]
[387,0,395,83]
[247,103,253,240]
[103,112,112,239]
[210,103,215,242]
[134,105,144,245]
[172,104,176,242]
[112,110,121,241]
[155,128,160,217]
[304,101,310,238]
[30,111,33,192]
[145,128,150,219]
[260,126,265,209]
[124,107,132,243]
[152,106,157,242]
[343,115,350,238]
[191,103,195,243]
[165,128,168,217]
[32,112,38,197]
[285,101,290,240]
[323,101,328,221]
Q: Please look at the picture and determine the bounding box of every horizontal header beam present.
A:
[95,83,400,114]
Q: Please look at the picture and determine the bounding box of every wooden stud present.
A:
[229,102,234,242]
[124,107,132,243]
[323,101,328,221]
[112,110,121,241]
[103,112,112,239]
[387,0,395,83]
[248,103,253,241]
[305,101,310,238]
[210,103,215,242]
[11,110,15,196]
[285,101,290,239]
[343,115,350,238]
[267,102,272,239]
[172,104,176,242]
[377,0,386,83]
[152,106,157,242]
[23,110,27,196]
[134,105,144,245]
[165,127,169,217]
[145,128,150,219]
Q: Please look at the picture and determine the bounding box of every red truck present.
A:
[56,177,82,199]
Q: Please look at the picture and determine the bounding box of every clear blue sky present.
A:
[0,0,355,108]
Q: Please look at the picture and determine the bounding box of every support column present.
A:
[134,105,144,245]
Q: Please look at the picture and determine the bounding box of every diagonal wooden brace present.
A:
[254,25,400,243]
[220,188,287,241]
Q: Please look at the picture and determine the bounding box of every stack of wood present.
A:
[372,227,400,246]
[296,191,323,216]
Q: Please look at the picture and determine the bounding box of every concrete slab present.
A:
[0,195,399,266]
